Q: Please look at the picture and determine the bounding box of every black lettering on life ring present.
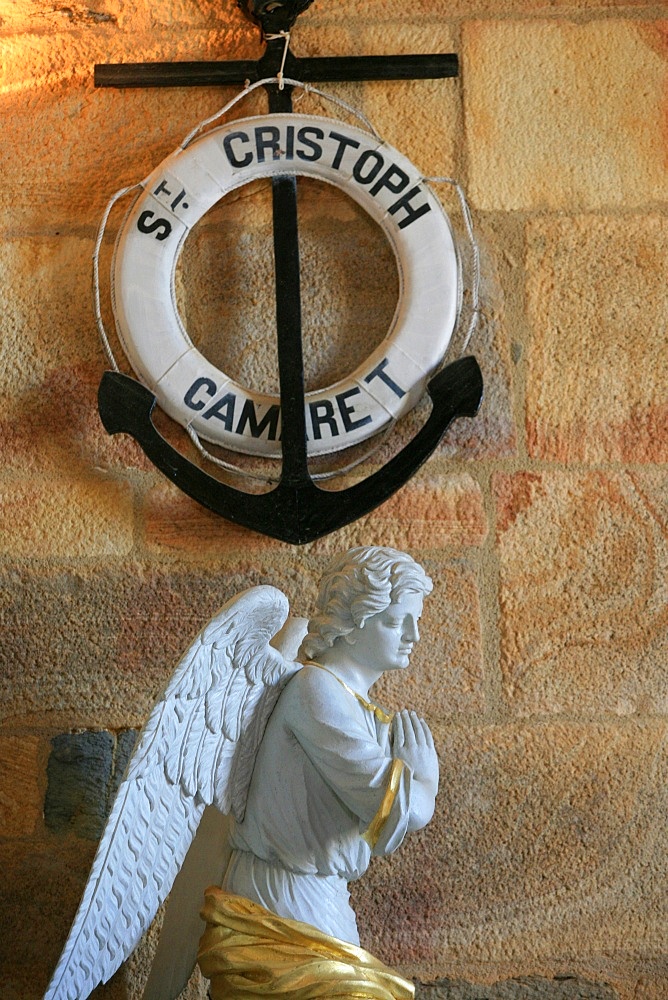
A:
[353,149,385,185]
[184,377,217,411]
[223,131,252,168]
[235,399,280,441]
[113,113,460,459]
[336,388,372,433]
[364,358,407,399]
[137,211,172,241]
[296,127,324,163]
[388,186,431,230]
[328,131,361,170]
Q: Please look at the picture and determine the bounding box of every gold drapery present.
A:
[198,888,415,1000]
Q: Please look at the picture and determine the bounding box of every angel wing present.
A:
[44,585,299,1000]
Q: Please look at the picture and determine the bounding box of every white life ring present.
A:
[112,113,460,458]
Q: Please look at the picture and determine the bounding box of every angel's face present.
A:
[345,591,424,674]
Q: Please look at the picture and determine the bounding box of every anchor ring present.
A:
[111,113,460,458]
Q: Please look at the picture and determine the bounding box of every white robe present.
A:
[223,664,414,945]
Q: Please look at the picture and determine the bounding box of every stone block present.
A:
[44,730,114,840]
[0,361,150,474]
[0,0,593,41]
[0,475,134,558]
[316,471,488,552]
[525,215,668,463]
[295,21,459,177]
[0,836,205,1000]
[415,976,617,999]
[464,20,668,211]
[0,839,96,1000]
[0,1,121,32]
[43,728,139,837]
[496,471,668,717]
[0,734,42,837]
[0,29,261,231]
[0,236,150,471]
[0,237,103,392]
[352,720,668,981]
[0,561,317,727]
[303,0,644,21]
[373,554,485,719]
[436,300,516,461]
[143,471,487,555]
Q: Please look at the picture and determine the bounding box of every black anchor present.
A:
[95,2,483,545]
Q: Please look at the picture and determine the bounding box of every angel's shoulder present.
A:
[280,663,350,719]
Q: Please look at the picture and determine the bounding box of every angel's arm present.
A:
[282,667,414,854]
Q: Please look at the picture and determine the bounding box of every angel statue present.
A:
[45,545,439,1000]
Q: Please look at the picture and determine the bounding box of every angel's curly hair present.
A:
[300,546,433,661]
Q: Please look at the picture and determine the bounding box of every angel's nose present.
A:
[403,616,420,642]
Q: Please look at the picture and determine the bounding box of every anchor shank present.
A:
[268,83,309,484]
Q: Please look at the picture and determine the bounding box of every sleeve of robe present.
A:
[283,666,413,857]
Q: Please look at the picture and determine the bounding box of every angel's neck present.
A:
[312,650,381,699]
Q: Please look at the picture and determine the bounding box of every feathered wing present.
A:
[44,585,298,1000]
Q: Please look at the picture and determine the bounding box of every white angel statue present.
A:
[44,546,439,1000]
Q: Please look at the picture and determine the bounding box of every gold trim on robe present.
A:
[198,888,415,1000]
[305,662,395,725]
[363,757,405,850]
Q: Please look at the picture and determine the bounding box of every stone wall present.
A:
[1,1,666,998]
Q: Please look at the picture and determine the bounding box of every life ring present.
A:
[112,113,460,458]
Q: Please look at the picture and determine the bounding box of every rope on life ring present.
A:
[103,96,464,459]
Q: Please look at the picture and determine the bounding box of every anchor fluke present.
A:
[97,357,483,545]
[427,354,484,419]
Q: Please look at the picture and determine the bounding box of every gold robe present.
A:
[198,888,415,1000]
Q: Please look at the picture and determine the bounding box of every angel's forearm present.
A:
[405,777,437,833]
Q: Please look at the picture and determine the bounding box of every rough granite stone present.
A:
[525,215,668,464]
[0,238,102,392]
[0,559,325,727]
[496,471,668,717]
[303,0,641,20]
[0,361,150,473]
[111,728,139,800]
[295,21,459,177]
[0,839,96,1000]
[464,19,668,211]
[0,29,261,231]
[44,730,114,840]
[0,236,149,472]
[1,0,647,36]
